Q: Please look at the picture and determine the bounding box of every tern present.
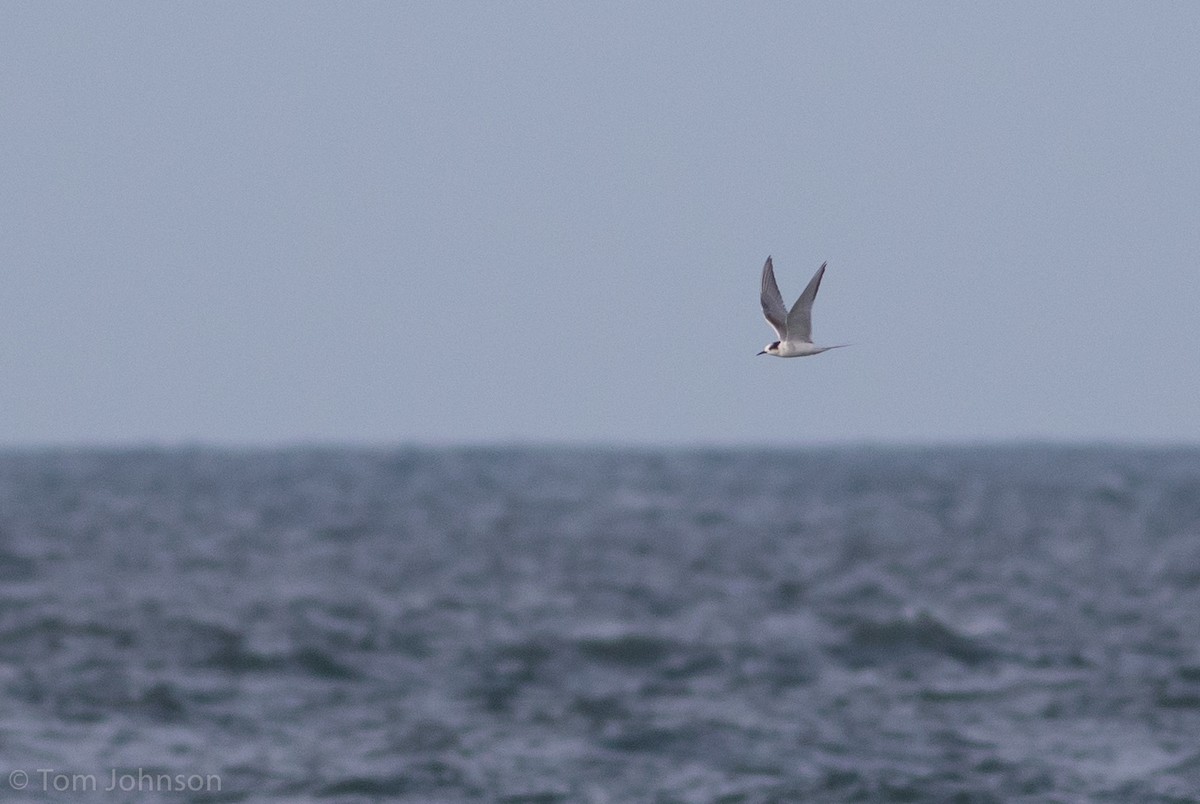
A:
[758,256,849,357]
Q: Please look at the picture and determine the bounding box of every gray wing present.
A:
[760,256,788,341]
[785,262,826,343]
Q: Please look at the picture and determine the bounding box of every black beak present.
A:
[756,350,767,356]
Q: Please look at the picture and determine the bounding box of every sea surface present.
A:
[2,445,1200,802]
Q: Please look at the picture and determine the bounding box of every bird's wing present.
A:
[786,262,826,343]
[760,256,788,341]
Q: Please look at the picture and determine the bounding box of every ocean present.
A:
[2,445,1199,802]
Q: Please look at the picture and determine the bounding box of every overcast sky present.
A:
[3,3,1198,446]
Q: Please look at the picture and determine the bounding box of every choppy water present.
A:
[2,446,1200,801]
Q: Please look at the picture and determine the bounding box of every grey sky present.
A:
[3,3,1198,445]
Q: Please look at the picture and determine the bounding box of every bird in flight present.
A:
[758,256,849,357]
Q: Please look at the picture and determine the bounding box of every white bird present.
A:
[758,256,849,357]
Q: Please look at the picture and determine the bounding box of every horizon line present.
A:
[2,436,1198,453]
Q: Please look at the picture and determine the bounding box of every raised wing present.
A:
[760,256,788,340]
[786,262,826,343]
